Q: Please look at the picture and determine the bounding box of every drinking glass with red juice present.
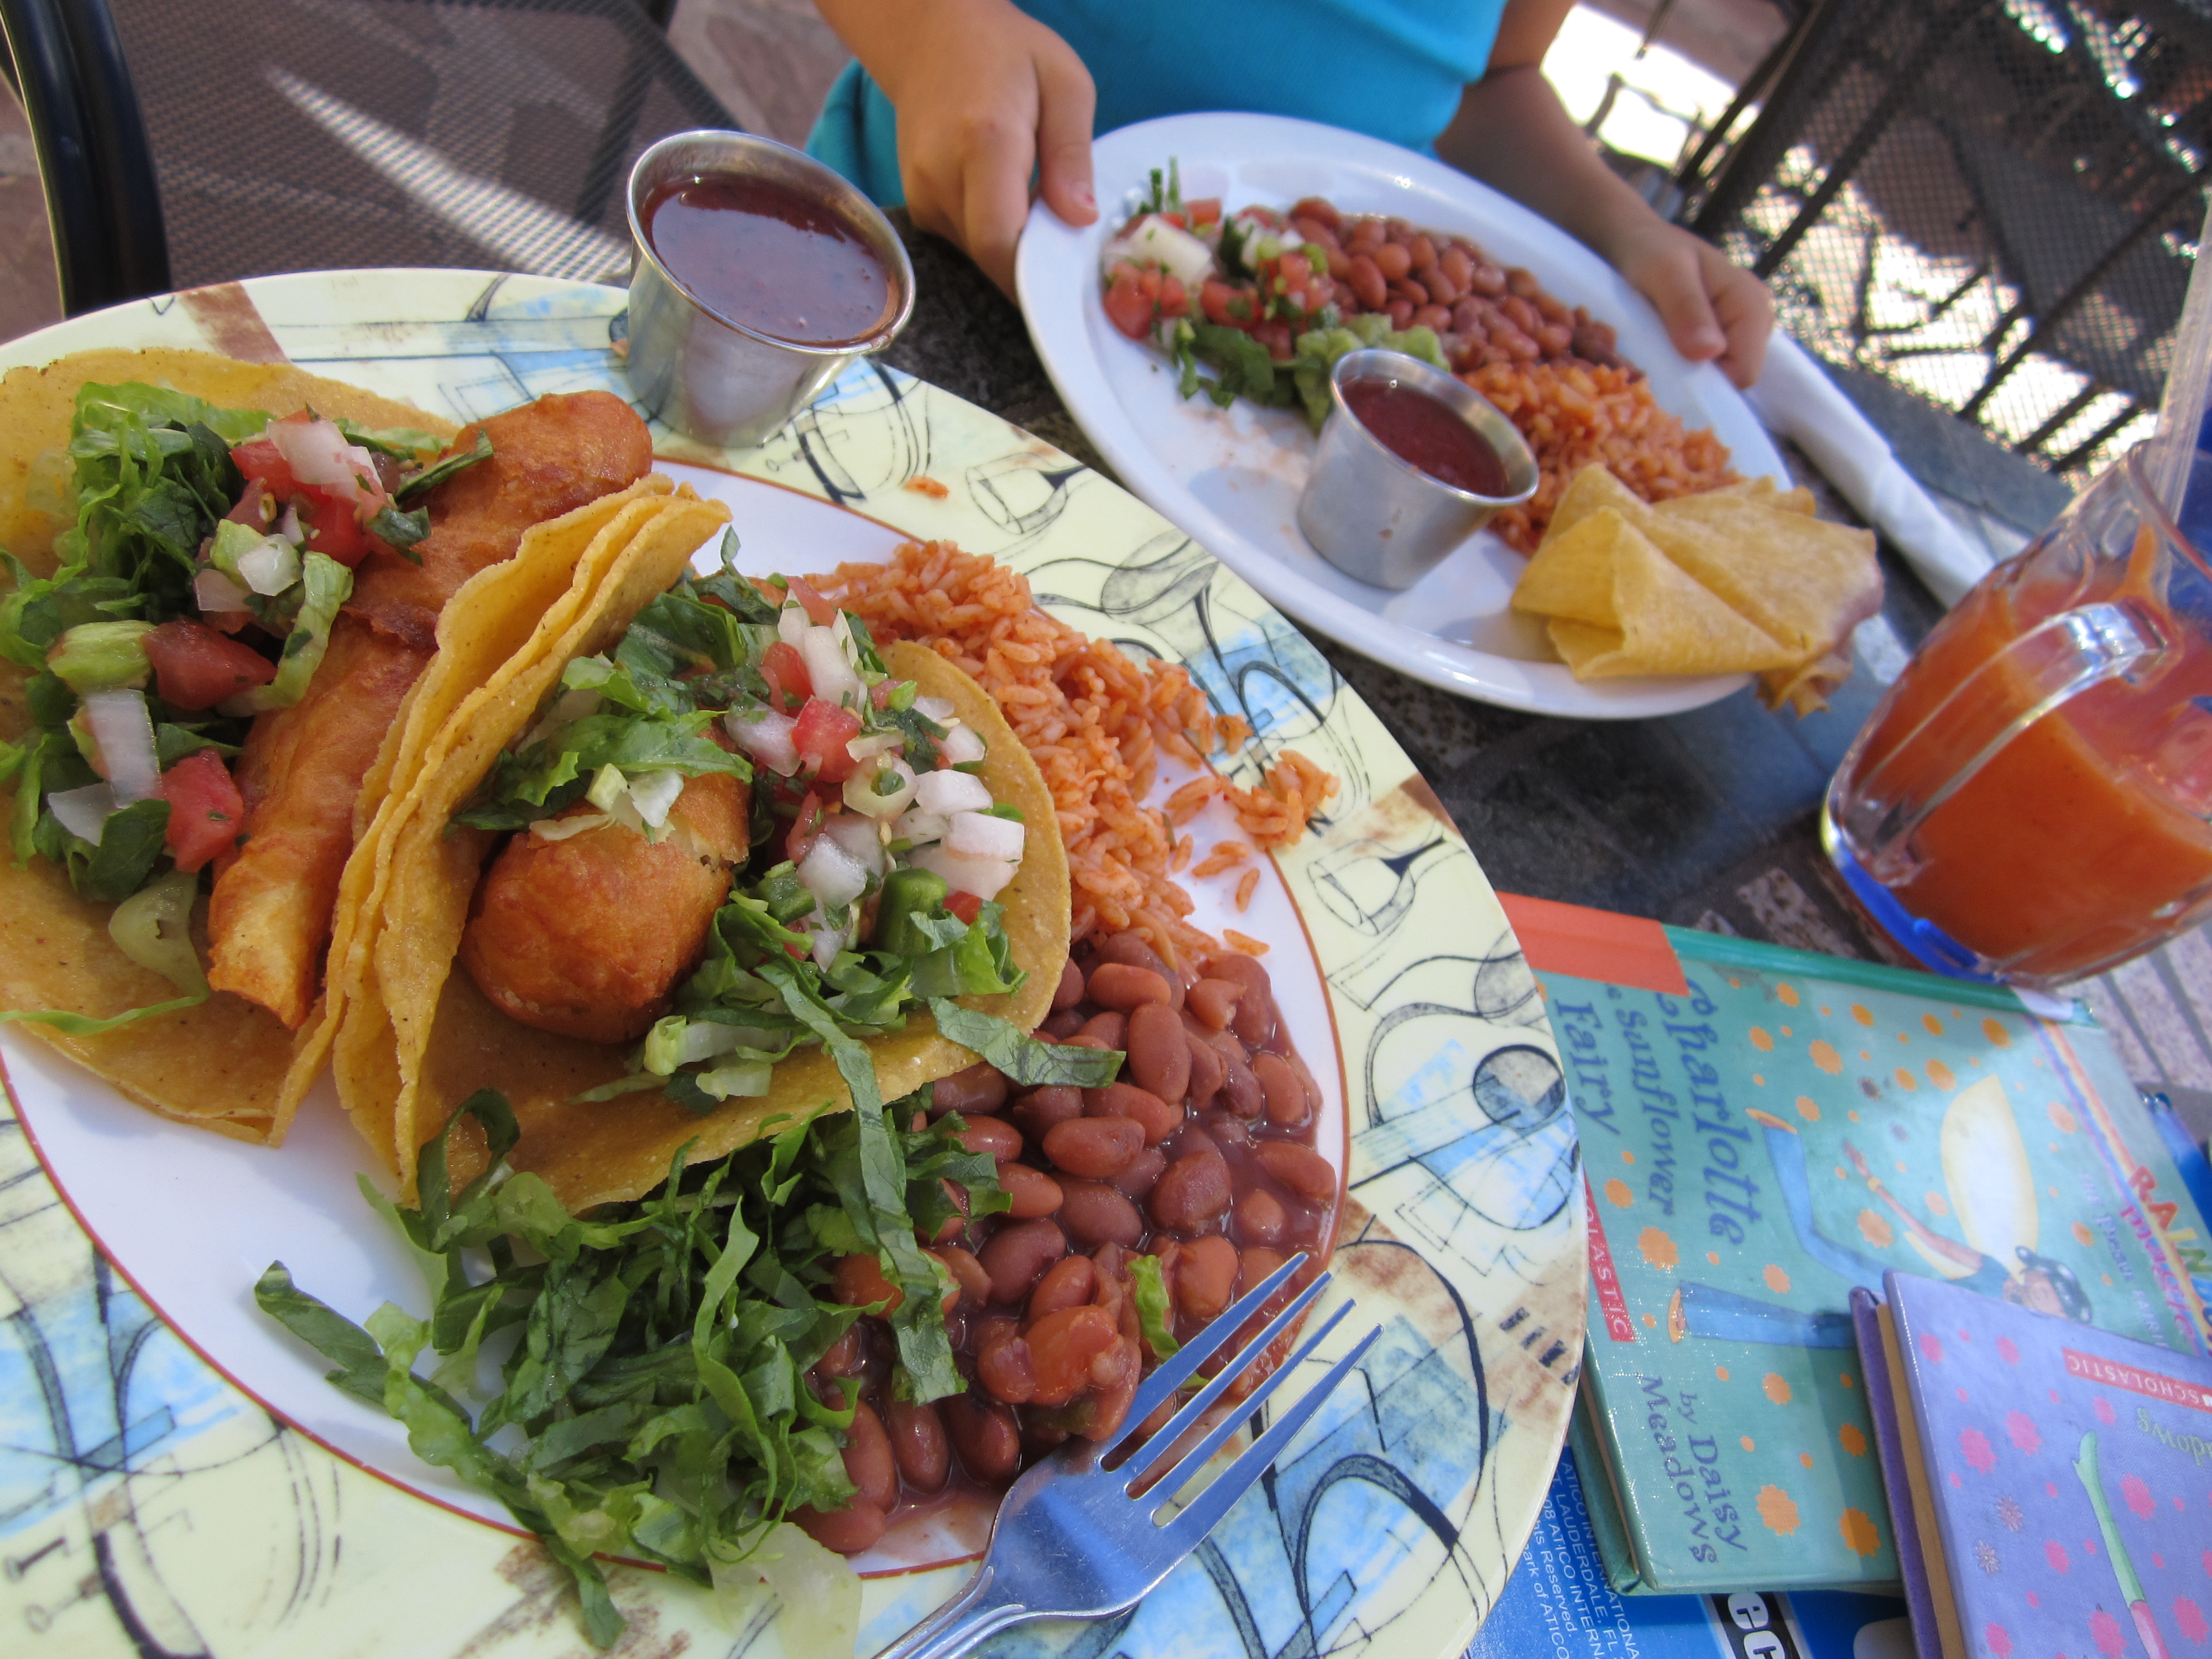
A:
[1823,442,2212,989]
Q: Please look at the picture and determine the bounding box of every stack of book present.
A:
[1488,898,2212,1659]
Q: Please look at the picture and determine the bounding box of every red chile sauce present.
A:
[1341,374,1510,497]
[644,173,890,345]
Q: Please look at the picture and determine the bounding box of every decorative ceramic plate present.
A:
[0,269,1585,1659]
[1016,111,1790,719]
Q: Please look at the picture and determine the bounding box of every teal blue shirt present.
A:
[807,0,1510,206]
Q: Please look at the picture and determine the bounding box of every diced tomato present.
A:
[143,619,276,711]
[160,750,245,873]
[225,478,270,529]
[761,639,812,712]
[1158,276,1188,319]
[1103,269,1154,341]
[1185,197,1222,227]
[1200,280,1254,329]
[1136,268,1162,303]
[945,890,983,925]
[784,573,838,627]
[1253,319,1296,361]
[294,486,379,566]
[871,680,893,709]
[229,438,301,501]
[793,697,863,783]
[1159,211,1187,229]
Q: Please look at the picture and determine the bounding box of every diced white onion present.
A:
[627,768,685,830]
[913,767,993,816]
[194,567,251,614]
[801,624,862,709]
[940,724,987,766]
[893,806,947,846]
[948,810,1024,862]
[776,603,809,648]
[912,696,957,723]
[528,811,612,842]
[909,842,1016,902]
[843,758,916,820]
[1100,213,1217,288]
[235,535,300,596]
[822,812,887,875]
[268,418,377,502]
[84,689,161,805]
[810,917,849,974]
[796,834,870,910]
[726,707,800,776]
[520,686,599,751]
[586,764,627,812]
[48,781,117,843]
[274,503,304,546]
[846,731,902,761]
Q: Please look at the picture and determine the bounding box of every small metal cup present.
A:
[1295,348,1538,589]
[624,130,915,448]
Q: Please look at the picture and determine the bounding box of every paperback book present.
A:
[1499,897,2212,1599]
[1857,1269,2212,1659]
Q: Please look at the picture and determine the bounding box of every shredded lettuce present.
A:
[220,551,353,715]
[257,1087,1001,1648]
[1130,1253,1180,1358]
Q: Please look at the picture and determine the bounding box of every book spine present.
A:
[1850,1288,1939,1659]
[1570,1381,1648,1596]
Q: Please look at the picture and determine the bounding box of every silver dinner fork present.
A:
[877,1254,1379,1659]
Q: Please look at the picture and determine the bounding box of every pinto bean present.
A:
[935,1244,989,1307]
[955,1115,1023,1162]
[792,1499,885,1554]
[1186,977,1243,1030]
[1078,1336,1142,1441]
[1086,1079,1181,1144]
[1112,1145,1168,1201]
[1406,233,1436,270]
[979,1217,1067,1302]
[1010,1085,1083,1141]
[1452,295,1489,335]
[1470,262,1508,296]
[1043,1007,1086,1039]
[1536,323,1574,358]
[1052,957,1086,1009]
[1058,1178,1146,1248]
[1390,276,1431,308]
[1204,953,1277,1050]
[1234,1186,1288,1247]
[1078,1009,1129,1049]
[1176,1234,1241,1322]
[1221,1054,1264,1118]
[1501,294,1538,333]
[1439,246,1474,289]
[1412,304,1453,334]
[1253,1053,1310,1128]
[1185,1033,1225,1108]
[998,1162,1065,1219]
[1373,241,1412,280]
[975,1327,1036,1403]
[834,1253,902,1313]
[1420,263,1462,306]
[1088,961,1170,1011]
[1239,1245,1288,1299]
[1254,1139,1337,1201]
[841,1401,899,1511]
[1506,265,1541,298]
[1126,1002,1191,1103]
[1151,1151,1233,1233]
[1097,931,1184,1009]
[1027,1305,1121,1406]
[1044,1115,1144,1177]
[815,1323,865,1376]
[932,1060,1007,1117]
[1027,1254,1097,1323]
[943,1393,1021,1481]
[885,1397,950,1492]
[1346,254,1387,311]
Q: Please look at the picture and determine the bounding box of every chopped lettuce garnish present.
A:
[925,998,1123,1088]
[1130,1252,1180,1358]
[220,551,353,715]
[393,427,493,500]
[257,1086,1002,1649]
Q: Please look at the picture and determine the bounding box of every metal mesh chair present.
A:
[1,0,732,317]
[1681,0,2210,481]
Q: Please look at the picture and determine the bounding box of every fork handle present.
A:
[873,1563,1032,1659]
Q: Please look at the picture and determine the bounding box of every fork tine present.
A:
[1113,1252,1311,1443]
[1115,1269,1333,1485]
[1158,1322,1383,1550]
[1139,1298,1353,1511]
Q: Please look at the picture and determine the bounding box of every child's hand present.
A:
[1605,217,1774,388]
[826,0,1099,296]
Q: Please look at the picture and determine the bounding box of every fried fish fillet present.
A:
[207,390,654,1027]
[458,768,752,1046]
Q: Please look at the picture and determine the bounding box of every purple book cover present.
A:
[1856,1286,1942,1659]
[1884,1269,2212,1659]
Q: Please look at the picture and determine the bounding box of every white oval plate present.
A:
[0,269,1584,1659]
[1016,110,1787,718]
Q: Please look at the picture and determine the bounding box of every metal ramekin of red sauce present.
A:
[625,131,915,449]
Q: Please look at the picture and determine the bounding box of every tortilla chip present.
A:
[384,634,1069,1214]
[1515,509,1794,679]
[0,350,455,1140]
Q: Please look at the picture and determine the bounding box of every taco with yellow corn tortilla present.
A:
[330,527,1078,1213]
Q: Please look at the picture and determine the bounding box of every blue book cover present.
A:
[1871,1268,2212,1659]
[1470,1448,1912,1659]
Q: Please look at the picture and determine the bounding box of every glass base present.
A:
[1818,806,2002,984]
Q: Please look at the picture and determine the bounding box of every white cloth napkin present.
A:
[1744,336,1995,607]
